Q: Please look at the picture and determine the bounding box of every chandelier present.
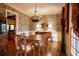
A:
[30,3,41,22]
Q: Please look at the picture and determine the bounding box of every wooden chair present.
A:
[36,32,52,56]
[37,34,49,56]
[15,35,37,56]
[42,34,49,56]
[15,35,25,56]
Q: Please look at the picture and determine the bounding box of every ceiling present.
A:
[6,3,65,16]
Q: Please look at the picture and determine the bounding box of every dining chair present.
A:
[42,35,49,56]
[15,35,37,56]
[15,35,25,56]
[36,34,48,56]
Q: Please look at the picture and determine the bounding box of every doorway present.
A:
[6,10,18,55]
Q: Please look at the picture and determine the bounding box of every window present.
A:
[74,33,79,56]
[10,25,14,30]
[71,29,79,56]
[1,24,6,32]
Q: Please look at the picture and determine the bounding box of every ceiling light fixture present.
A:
[30,3,41,22]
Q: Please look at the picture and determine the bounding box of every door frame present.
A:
[6,9,19,34]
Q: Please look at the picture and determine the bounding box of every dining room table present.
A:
[15,32,52,56]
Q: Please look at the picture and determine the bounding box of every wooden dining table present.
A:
[15,32,52,56]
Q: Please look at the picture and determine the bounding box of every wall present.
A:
[30,14,62,41]
[0,3,30,34]
[30,14,62,32]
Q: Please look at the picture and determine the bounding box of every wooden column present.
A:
[61,7,66,53]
